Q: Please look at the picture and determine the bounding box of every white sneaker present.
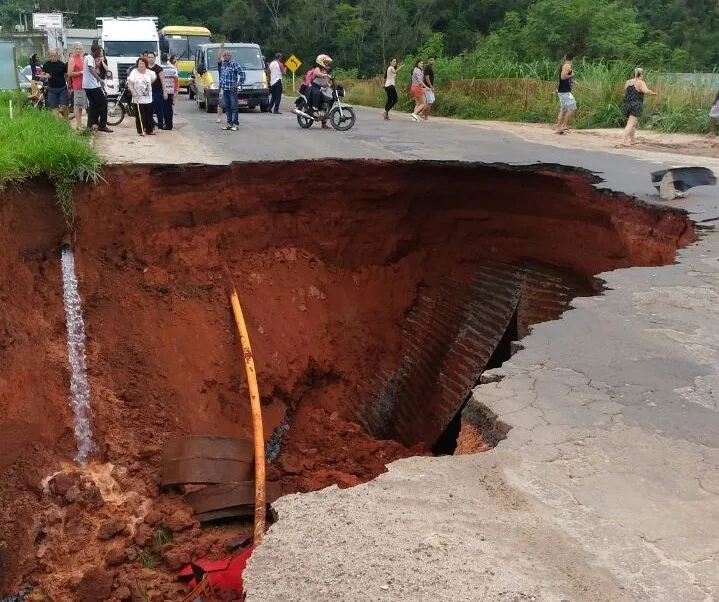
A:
[231,125,239,131]
[411,113,420,122]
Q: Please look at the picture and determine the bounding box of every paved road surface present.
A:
[100,94,719,209]
[97,95,719,602]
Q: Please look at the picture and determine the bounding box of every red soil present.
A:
[0,160,693,600]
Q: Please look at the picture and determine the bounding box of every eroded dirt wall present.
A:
[0,160,694,597]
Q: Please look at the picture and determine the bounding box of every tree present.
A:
[334,2,367,69]
[366,0,407,67]
[586,2,643,60]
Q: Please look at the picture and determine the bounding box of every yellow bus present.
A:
[159,26,212,89]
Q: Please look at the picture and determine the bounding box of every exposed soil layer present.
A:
[0,160,694,600]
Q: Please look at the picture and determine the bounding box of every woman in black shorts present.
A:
[620,68,657,147]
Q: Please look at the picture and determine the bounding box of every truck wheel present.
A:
[260,103,270,113]
[188,86,195,100]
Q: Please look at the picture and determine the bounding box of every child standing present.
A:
[709,89,719,137]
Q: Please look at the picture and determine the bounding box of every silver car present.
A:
[18,66,33,90]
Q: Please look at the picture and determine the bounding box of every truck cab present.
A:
[98,17,160,97]
[191,43,269,113]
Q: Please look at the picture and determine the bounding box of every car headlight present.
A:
[256,83,268,89]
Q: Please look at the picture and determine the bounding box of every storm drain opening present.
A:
[0,159,695,597]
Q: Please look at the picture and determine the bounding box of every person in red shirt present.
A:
[67,43,86,129]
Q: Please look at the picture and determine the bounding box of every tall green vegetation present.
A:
[4,0,719,75]
[0,92,101,225]
[344,57,717,133]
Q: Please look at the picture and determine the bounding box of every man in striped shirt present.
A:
[160,53,178,130]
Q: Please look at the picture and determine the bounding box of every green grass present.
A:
[342,58,718,134]
[155,528,172,547]
[138,550,157,569]
[0,91,102,227]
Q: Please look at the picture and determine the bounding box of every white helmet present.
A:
[316,54,333,68]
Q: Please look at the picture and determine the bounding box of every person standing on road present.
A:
[40,49,68,119]
[68,43,86,129]
[268,53,285,114]
[422,56,436,120]
[709,88,719,138]
[219,49,246,131]
[410,59,428,122]
[146,52,167,130]
[383,58,400,120]
[160,53,177,130]
[83,45,112,132]
[30,53,40,95]
[620,68,657,147]
[215,44,227,123]
[555,53,576,134]
[96,48,109,82]
[127,57,156,136]
[169,55,180,97]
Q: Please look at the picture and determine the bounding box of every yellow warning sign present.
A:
[285,54,302,74]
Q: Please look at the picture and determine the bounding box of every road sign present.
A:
[285,54,302,74]
[32,12,63,29]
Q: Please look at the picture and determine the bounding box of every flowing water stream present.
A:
[60,245,96,465]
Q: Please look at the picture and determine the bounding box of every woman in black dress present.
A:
[620,68,657,147]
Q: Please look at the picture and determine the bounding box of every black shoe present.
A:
[273,111,282,114]
[98,127,113,133]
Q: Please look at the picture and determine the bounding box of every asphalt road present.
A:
[101,92,719,215]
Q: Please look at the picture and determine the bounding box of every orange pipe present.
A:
[230,288,266,545]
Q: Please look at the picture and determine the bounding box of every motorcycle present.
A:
[106,83,137,127]
[294,83,356,131]
[22,81,47,110]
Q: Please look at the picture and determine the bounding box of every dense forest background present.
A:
[2,0,718,74]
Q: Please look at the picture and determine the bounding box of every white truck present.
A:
[97,17,160,97]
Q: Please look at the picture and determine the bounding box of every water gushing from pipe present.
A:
[60,244,96,465]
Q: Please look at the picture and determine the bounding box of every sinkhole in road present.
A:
[0,159,696,597]
[0,160,696,589]
[2,160,696,496]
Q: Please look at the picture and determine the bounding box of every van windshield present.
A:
[188,35,211,58]
[104,41,157,56]
[208,47,264,70]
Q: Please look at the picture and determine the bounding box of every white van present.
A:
[98,17,160,96]
[190,43,269,112]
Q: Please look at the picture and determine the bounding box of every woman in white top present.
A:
[383,58,401,120]
[127,57,157,136]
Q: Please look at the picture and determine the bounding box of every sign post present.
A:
[32,12,63,29]
[285,54,302,92]
[32,13,63,55]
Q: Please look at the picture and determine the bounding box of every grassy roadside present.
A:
[342,71,716,134]
[0,91,102,226]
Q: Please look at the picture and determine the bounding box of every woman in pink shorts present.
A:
[410,59,427,122]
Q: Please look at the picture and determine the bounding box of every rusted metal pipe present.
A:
[229,287,266,545]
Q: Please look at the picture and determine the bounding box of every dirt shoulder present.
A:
[459,119,719,167]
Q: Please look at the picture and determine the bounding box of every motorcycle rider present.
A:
[309,54,333,128]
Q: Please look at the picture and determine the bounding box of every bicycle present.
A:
[22,82,48,110]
